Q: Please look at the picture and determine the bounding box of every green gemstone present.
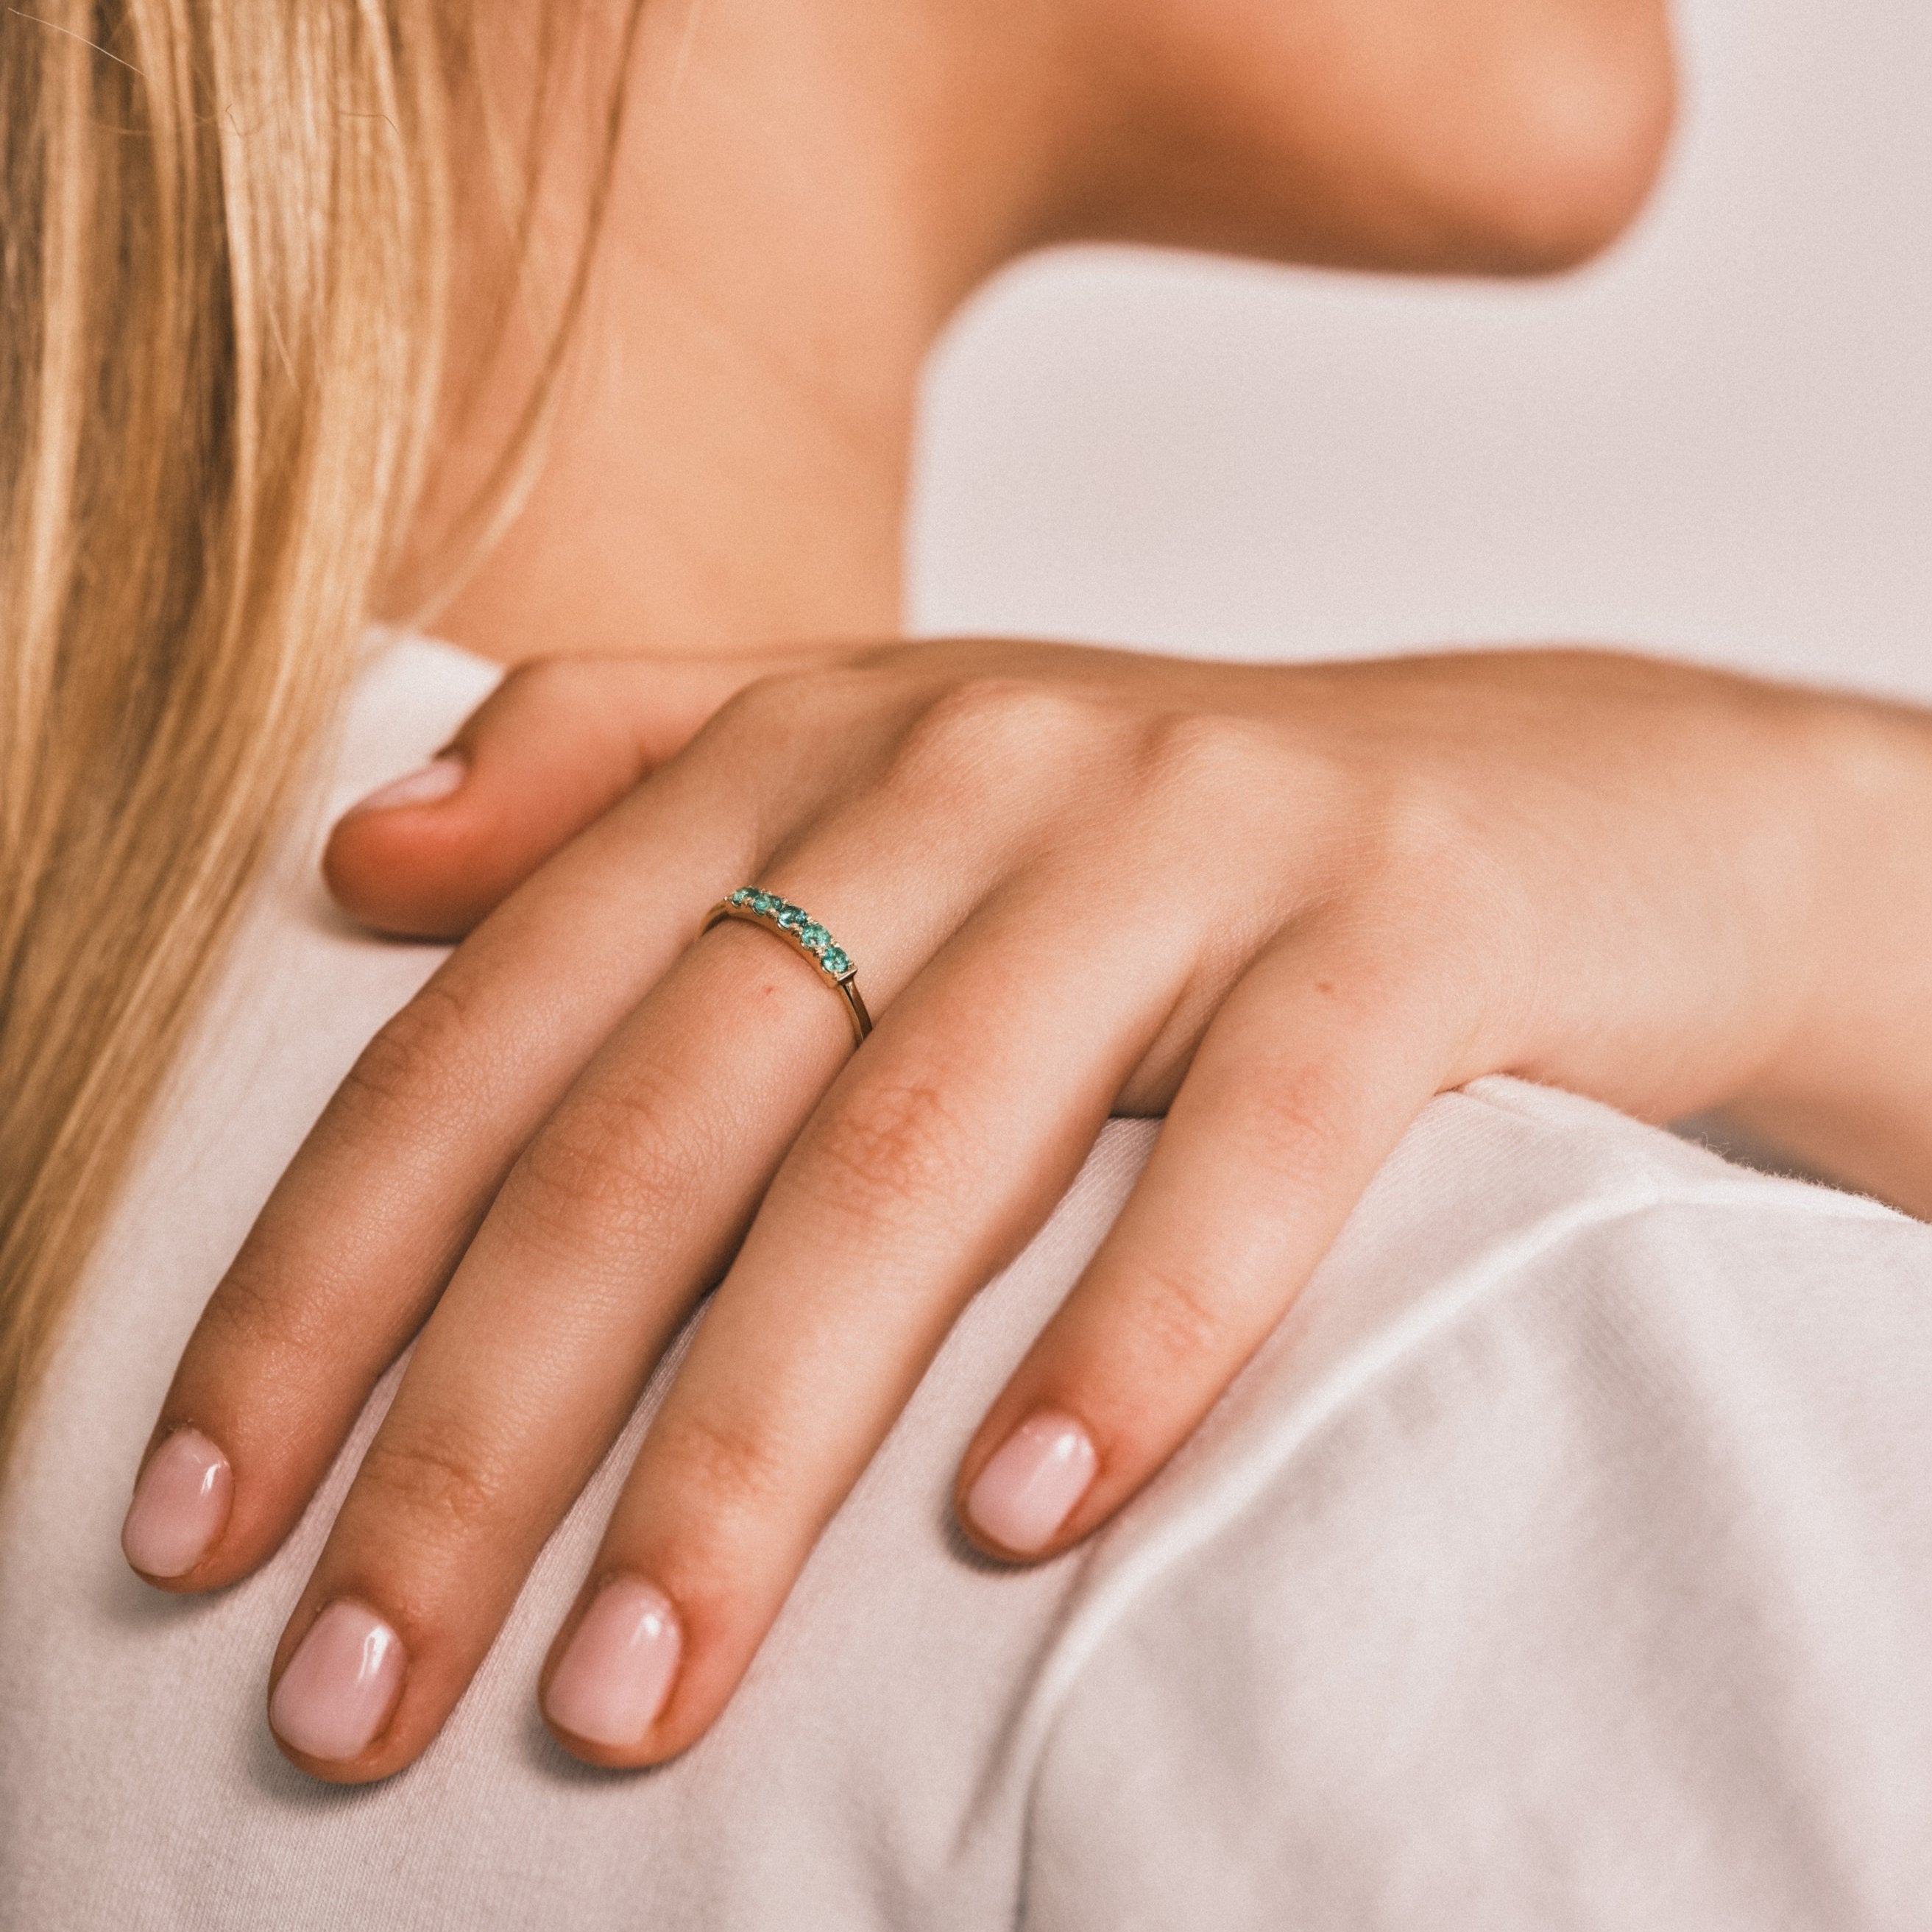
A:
[751,891,779,915]
[800,923,830,950]
[730,888,752,905]
[821,948,850,975]
[776,906,805,930]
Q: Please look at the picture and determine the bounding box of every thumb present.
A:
[323,648,803,940]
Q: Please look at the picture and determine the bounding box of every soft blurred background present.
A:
[909,0,1930,701]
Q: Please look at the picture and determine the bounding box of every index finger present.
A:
[326,649,849,938]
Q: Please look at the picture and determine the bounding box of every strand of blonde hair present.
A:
[0,0,456,1474]
[1,0,648,1480]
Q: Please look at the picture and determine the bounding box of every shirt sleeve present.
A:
[1019,1192,1932,1932]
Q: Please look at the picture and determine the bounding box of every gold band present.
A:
[701,890,873,1047]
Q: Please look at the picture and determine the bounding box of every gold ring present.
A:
[701,888,873,1047]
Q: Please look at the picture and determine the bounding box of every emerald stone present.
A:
[776,906,805,930]
[730,888,752,905]
[821,948,850,975]
[751,891,779,915]
[800,923,830,950]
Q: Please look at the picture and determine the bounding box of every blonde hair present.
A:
[0,1,634,1474]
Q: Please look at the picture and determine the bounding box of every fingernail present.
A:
[121,1428,233,1579]
[269,1602,406,1763]
[965,1410,1098,1556]
[344,752,466,816]
[544,1578,682,1750]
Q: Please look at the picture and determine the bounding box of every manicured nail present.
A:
[121,1428,233,1579]
[965,1410,1098,1556]
[269,1602,406,1763]
[344,752,466,816]
[544,1579,682,1750]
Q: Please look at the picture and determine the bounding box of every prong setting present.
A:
[710,890,871,1043]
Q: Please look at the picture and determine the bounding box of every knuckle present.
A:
[330,972,482,1127]
[690,668,861,810]
[648,1409,792,1534]
[1376,782,1514,925]
[1231,1066,1358,1197]
[711,666,832,742]
[192,1247,325,1370]
[796,1075,975,1228]
[478,654,623,749]
[502,652,605,713]
[1127,1251,1237,1373]
[353,1428,504,1543]
[1373,775,1473,879]
[887,676,1096,798]
[508,1062,704,1252]
[1134,710,1301,817]
[1335,782,1522,997]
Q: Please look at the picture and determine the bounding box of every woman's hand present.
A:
[124,639,1932,1782]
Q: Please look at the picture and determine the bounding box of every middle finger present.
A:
[261,833,969,1779]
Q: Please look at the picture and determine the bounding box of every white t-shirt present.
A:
[4,636,1931,1930]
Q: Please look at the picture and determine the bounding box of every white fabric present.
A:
[4,635,1932,1930]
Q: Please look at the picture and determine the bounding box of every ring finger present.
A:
[535,869,1187,1766]
[262,818,989,1779]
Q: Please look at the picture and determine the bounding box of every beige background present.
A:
[910,0,1932,700]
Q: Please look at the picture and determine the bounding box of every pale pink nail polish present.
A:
[121,1429,232,1579]
[544,1579,682,1750]
[965,1411,1098,1555]
[344,752,466,816]
[269,1602,406,1763]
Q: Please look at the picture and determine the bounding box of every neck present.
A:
[387,1,1069,667]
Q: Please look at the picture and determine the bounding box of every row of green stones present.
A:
[729,888,854,977]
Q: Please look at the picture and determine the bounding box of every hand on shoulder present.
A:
[127,634,1932,1782]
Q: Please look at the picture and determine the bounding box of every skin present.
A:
[386,0,1677,662]
[129,0,1932,1791]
